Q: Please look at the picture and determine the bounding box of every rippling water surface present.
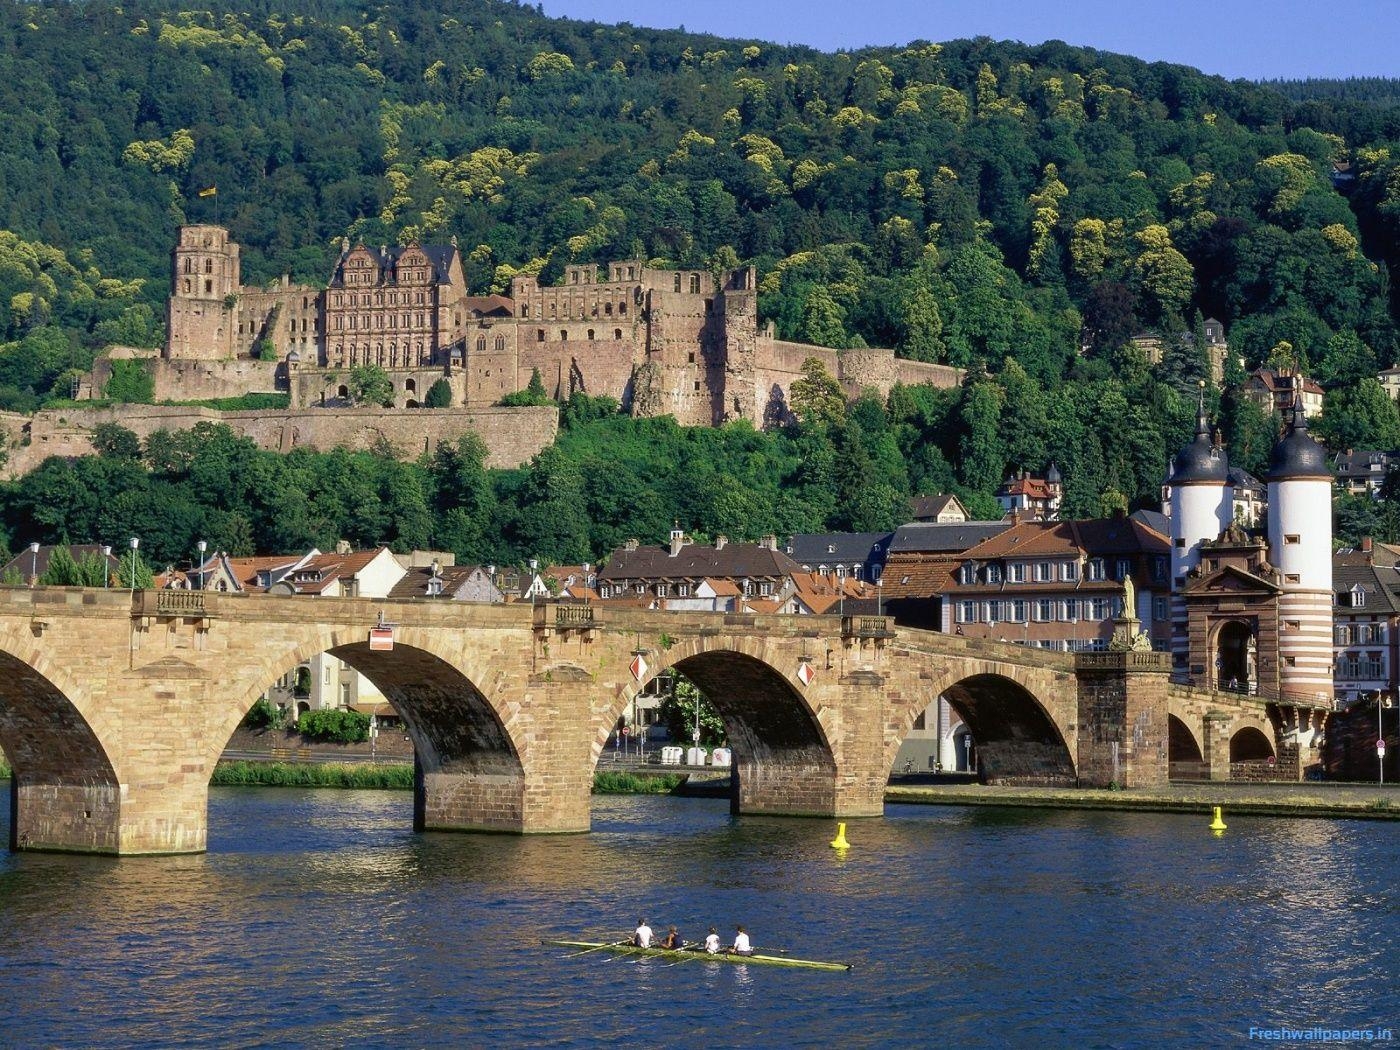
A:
[1,789,1397,1047]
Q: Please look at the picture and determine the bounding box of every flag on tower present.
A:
[197,185,217,198]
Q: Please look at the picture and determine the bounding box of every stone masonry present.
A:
[0,589,1298,855]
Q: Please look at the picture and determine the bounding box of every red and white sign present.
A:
[796,661,814,687]
[1379,739,1388,757]
[368,626,394,652]
[629,653,649,681]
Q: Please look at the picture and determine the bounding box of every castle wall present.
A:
[9,405,556,476]
[91,355,284,400]
[291,367,458,409]
[236,282,323,361]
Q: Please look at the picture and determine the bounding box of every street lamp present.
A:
[195,540,207,590]
[1379,693,1393,787]
[28,541,39,587]
[128,537,139,599]
[528,557,539,609]
[101,546,112,588]
[876,576,883,617]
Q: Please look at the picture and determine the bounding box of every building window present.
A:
[1115,559,1132,581]
[956,601,976,624]
[614,329,623,340]
[1033,562,1052,583]
[1062,562,1079,582]
[678,584,689,597]
[1010,599,1027,623]
[537,329,546,342]
[494,335,505,352]
[986,564,1003,584]
[689,274,700,293]
[1034,600,1053,622]
[1285,573,1300,584]
[1153,597,1168,621]
[1009,563,1025,583]
[673,274,682,292]
[959,564,976,585]
[1284,534,1300,545]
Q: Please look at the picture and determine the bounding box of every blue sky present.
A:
[539,0,1399,81]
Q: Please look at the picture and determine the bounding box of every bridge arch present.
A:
[0,625,121,852]
[1168,714,1206,779]
[888,664,1077,786]
[1229,725,1275,762]
[218,627,526,832]
[615,639,837,816]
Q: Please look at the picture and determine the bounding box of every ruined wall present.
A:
[10,405,557,475]
[146,358,282,403]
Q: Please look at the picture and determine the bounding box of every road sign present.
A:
[629,653,648,681]
[369,625,394,651]
[796,661,814,687]
[1379,739,1387,756]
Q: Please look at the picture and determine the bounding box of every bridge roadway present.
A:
[0,586,1320,855]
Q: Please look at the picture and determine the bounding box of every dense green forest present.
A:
[2,0,1400,562]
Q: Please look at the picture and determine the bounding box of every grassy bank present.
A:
[209,761,683,795]
[212,760,413,790]
[0,759,9,780]
[592,771,684,794]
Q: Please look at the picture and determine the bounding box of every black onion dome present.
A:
[1169,407,1228,485]
[1268,394,1330,481]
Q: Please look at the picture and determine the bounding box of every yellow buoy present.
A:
[1209,806,1227,832]
[830,822,850,849]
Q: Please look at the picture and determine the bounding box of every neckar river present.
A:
[1,790,1396,1047]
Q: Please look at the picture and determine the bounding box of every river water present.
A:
[1,789,1396,1048]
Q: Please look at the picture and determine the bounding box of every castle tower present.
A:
[1167,391,1233,672]
[166,225,240,360]
[1266,387,1334,701]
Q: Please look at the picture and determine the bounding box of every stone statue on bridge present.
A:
[1108,577,1152,652]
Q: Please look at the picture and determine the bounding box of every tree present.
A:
[91,422,141,460]
[500,368,552,407]
[348,365,394,408]
[788,357,845,429]
[424,378,453,407]
[115,548,154,589]
[656,674,725,747]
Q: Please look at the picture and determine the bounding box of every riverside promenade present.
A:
[885,780,1400,820]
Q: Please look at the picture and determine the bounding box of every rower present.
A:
[731,925,752,956]
[659,925,682,950]
[704,926,720,954]
[634,918,653,948]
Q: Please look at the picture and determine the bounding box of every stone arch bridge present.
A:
[0,588,1326,855]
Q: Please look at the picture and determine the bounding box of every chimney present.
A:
[760,533,777,551]
[669,524,685,557]
[1362,537,1374,554]
[715,535,727,551]
[624,539,639,552]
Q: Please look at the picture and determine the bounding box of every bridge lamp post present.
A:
[102,546,111,588]
[128,537,139,599]
[528,558,539,609]
[28,541,38,587]
[1380,693,1393,787]
[195,540,207,590]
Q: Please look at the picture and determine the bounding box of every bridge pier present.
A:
[9,774,208,855]
[1203,712,1233,781]
[1075,650,1171,788]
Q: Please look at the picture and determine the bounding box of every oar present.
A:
[563,939,630,959]
[661,942,704,967]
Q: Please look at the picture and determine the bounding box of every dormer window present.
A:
[959,564,976,585]
[986,564,1003,584]
[1349,585,1367,608]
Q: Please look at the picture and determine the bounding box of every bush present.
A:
[297,708,371,743]
[424,378,453,407]
[103,359,154,403]
[241,697,284,730]
[210,761,411,789]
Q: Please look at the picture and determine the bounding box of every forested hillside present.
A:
[3,0,1400,563]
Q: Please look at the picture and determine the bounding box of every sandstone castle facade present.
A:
[164,225,961,425]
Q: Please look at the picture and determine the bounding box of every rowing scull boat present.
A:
[541,939,851,972]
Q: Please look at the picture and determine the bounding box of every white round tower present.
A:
[1167,391,1232,672]
[1266,388,1333,702]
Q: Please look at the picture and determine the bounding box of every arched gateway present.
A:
[0,588,1294,855]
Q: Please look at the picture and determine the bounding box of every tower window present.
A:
[1284,535,1300,545]
[1285,573,1300,584]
